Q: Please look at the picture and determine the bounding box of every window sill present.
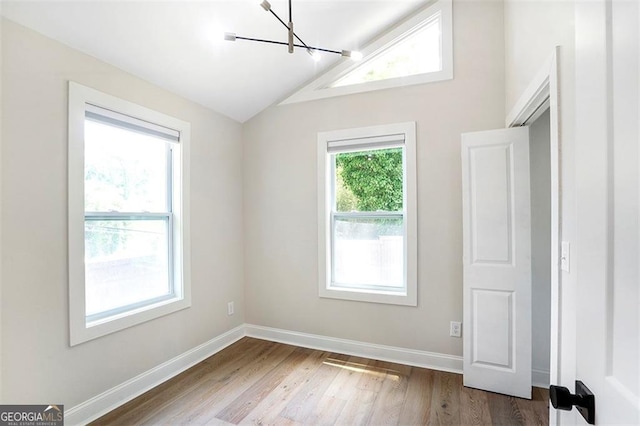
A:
[70,295,191,346]
[320,285,417,306]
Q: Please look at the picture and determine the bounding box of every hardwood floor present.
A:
[92,338,549,425]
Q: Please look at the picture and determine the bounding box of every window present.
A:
[281,0,452,104]
[68,82,191,345]
[330,12,442,88]
[318,122,417,306]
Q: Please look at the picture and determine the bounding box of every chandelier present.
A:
[224,0,363,62]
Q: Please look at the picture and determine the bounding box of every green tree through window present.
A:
[335,148,403,212]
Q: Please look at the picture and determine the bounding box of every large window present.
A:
[68,82,191,345]
[318,122,417,306]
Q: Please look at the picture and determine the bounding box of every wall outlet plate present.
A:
[227,302,234,316]
[450,321,462,337]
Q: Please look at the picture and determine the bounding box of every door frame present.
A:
[505,47,561,423]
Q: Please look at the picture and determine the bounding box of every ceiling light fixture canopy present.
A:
[225,0,361,61]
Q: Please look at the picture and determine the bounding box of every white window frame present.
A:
[68,81,191,346]
[317,122,417,306]
[281,0,452,105]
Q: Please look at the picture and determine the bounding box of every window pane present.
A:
[335,147,403,212]
[85,219,171,317]
[332,217,404,288]
[85,119,168,212]
[331,17,441,88]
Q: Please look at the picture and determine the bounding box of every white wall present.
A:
[242,0,505,356]
[504,0,574,114]
[0,18,244,407]
[530,108,551,381]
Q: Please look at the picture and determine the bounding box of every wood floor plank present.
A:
[302,394,347,425]
[487,391,526,426]
[272,416,305,426]
[397,367,434,425]
[201,418,235,426]
[355,359,390,394]
[278,353,350,423]
[333,388,377,426]
[321,356,377,425]
[215,347,314,424]
[238,349,326,426]
[459,385,492,425]
[323,356,371,400]
[92,338,550,426]
[515,387,550,425]
[428,370,462,425]
[367,361,411,425]
[535,387,551,421]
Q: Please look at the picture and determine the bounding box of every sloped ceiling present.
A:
[1,0,427,122]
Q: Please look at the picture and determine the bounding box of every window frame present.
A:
[68,81,191,346]
[317,122,417,306]
[281,0,452,105]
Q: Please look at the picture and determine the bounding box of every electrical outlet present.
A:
[227,301,234,316]
[450,321,462,338]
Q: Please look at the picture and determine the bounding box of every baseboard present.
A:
[532,368,550,388]
[65,325,245,426]
[244,324,463,374]
[66,324,546,425]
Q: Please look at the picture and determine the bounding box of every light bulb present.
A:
[224,32,237,42]
[259,0,271,11]
[307,49,322,62]
[342,50,363,61]
[350,51,363,61]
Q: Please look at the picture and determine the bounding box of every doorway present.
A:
[463,47,562,402]
[528,108,552,388]
[505,48,561,405]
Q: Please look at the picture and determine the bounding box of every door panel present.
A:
[470,145,514,264]
[471,289,514,369]
[572,0,640,423]
[462,127,532,399]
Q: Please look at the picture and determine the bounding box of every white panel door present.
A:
[461,127,532,399]
[569,0,640,423]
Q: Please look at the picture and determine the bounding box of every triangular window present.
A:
[280,0,452,105]
[330,15,442,88]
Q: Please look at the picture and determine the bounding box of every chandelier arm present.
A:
[303,45,343,55]
[234,35,342,55]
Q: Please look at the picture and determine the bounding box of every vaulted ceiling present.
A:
[1,1,427,122]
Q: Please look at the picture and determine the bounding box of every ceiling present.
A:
[1,0,427,123]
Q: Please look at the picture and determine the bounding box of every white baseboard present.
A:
[65,325,245,426]
[532,368,550,388]
[244,324,463,374]
[67,324,550,425]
